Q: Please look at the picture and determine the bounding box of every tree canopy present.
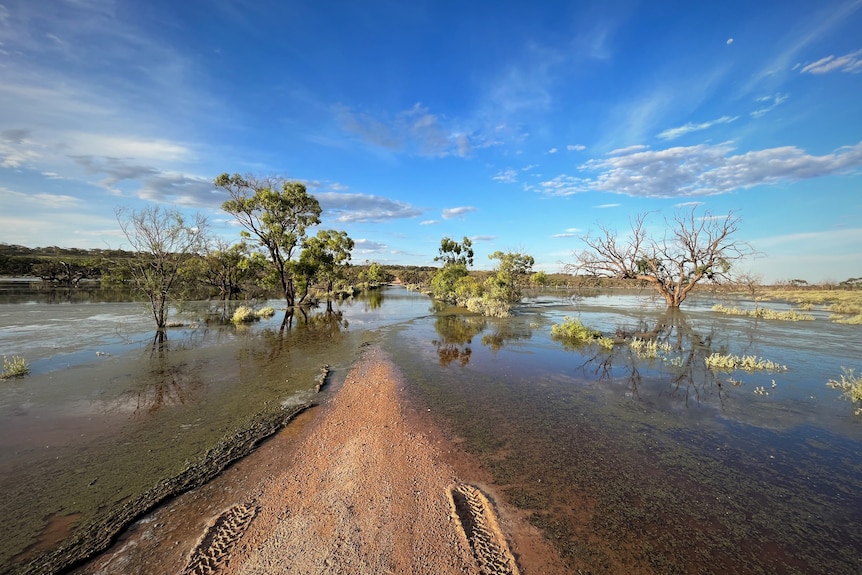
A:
[216,173,322,307]
[570,208,755,307]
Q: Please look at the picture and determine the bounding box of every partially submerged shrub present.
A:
[712,304,815,321]
[255,306,276,319]
[551,317,602,346]
[704,353,787,372]
[630,338,672,359]
[231,305,255,324]
[2,355,30,379]
[826,367,862,415]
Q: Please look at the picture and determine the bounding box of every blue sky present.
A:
[1,0,861,283]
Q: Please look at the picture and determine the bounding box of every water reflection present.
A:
[129,345,206,417]
[432,314,485,366]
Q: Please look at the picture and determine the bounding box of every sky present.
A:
[1,0,861,284]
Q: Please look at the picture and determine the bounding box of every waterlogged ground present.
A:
[386,289,862,574]
[1,285,861,574]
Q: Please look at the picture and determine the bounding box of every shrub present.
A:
[826,367,862,415]
[255,306,276,318]
[231,305,255,324]
[704,353,786,372]
[630,338,672,359]
[712,304,814,321]
[551,317,602,346]
[2,355,30,379]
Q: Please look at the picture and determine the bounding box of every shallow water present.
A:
[2,285,861,574]
[385,290,862,574]
[0,286,432,573]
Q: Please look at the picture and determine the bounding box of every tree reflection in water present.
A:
[432,314,484,366]
[578,308,729,408]
[127,336,206,418]
[432,314,537,365]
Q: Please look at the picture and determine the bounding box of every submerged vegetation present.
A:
[230,305,276,324]
[712,304,815,321]
[826,367,862,415]
[704,353,787,372]
[550,317,612,349]
[1,355,30,379]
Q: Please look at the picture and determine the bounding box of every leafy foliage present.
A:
[216,173,322,307]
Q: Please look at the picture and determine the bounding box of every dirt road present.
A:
[77,344,566,575]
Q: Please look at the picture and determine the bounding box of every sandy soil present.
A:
[76,344,567,575]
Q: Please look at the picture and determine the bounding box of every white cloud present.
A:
[442,206,477,219]
[751,93,789,118]
[594,203,620,208]
[609,144,649,155]
[530,141,862,198]
[316,192,422,223]
[548,147,558,154]
[800,48,862,74]
[492,168,518,183]
[567,144,586,151]
[420,219,439,225]
[726,38,734,45]
[657,115,738,140]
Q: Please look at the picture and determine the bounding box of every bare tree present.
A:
[117,206,208,331]
[569,208,755,308]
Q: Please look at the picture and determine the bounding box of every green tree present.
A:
[431,237,474,302]
[116,206,208,331]
[486,251,535,303]
[570,207,755,308]
[216,173,322,307]
[297,229,355,300]
[435,236,473,267]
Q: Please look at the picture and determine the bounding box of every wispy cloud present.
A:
[334,102,471,158]
[751,93,789,118]
[567,144,586,151]
[594,203,620,208]
[442,206,477,219]
[530,140,862,198]
[420,219,439,225]
[658,115,738,140]
[800,48,862,74]
[493,168,518,183]
[316,192,422,223]
[353,238,389,253]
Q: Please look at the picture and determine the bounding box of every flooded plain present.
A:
[1,284,861,574]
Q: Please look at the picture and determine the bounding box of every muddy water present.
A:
[386,291,862,574]
[0,287,433,575]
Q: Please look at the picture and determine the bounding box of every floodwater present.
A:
[1,285,861,574]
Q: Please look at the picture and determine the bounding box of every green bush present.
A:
[2,355,30,379]
[551,317,602,346]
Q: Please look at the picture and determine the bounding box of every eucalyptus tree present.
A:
[570,208,755,308]
[116,206,208,331]
[431,236,474,302]
[486,250,535,303]
[215,173,322,307]
[296,229,355,302]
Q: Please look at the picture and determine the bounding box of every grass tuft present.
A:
[2,355,30,379]
[826,367,862,415]
[704,353,787,372]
